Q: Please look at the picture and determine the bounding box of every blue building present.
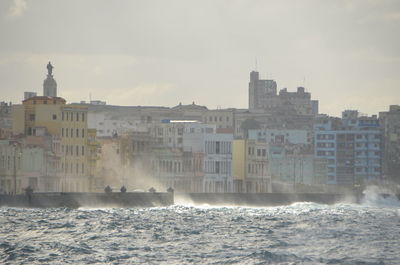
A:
[314,110,382,186]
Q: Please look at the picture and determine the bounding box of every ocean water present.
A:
[1,195,399,265]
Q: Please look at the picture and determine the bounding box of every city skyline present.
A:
[1,0,399,117]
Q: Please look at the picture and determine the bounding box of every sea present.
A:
[1,191,399,265]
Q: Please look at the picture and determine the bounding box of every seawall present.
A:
[0,192,174,208]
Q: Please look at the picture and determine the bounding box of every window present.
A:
[81,146,84,156]
[76,163,79,174]
[29,114,35,121]
[71,113,73,121]
[82,163,84,174]
[65,162,68,173]
[66,129,69,137]
[62,112,64,120]
[76,146,79,156]
[66,112,69,121]
[52,114,57,120]
[76,113,79,121]
[44,100,47,104]
[82,113,85,121]
[61,145,64,153]
[62,128,64,137]
[76,129,79,137]
[82,129,85,138]
[71,128,73,138]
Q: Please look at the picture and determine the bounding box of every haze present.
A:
[0,0,399,116]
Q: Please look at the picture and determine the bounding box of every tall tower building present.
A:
[43,61,57,97]
[248,71,278,111]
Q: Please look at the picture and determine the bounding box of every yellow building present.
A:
[232,139,271,193]
[12,96,96,192]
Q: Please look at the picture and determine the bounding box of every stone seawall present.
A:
[0,192,174,208]
[178,192,362,206]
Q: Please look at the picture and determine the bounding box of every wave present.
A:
[360,185,400,208]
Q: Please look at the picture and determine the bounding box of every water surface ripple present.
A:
[1,201,399,264]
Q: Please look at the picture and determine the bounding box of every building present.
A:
[24,92,37,100]
[232,139,271,193]
[314,111,382,187]
[0,135,63,194]
[12,96,95,192]
[150,147,196,192]
[248,70,317,116]
[247,127,324,189]
[202,108,235,130]
[0,102,12,139]
[88,112,140,137]
[268,143,325,190]
[248,128,311,145]
[379,105,400,184]
[249,71,278,111]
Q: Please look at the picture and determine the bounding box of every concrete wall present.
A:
[0,192,173,208]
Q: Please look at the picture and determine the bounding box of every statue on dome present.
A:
[47,61,53,76]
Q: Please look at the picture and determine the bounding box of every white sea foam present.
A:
[361,185,400,208]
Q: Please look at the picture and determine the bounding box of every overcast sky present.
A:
[0,0,399,116]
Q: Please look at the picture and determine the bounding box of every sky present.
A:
[0,0,399,117]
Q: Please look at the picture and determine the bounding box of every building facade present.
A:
[379,105,400,184]
[11,96,95,192]
[232,139,271,193]
[314,111,382,186]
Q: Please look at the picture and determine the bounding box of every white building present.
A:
[182,122,233,192]
[88,112,142,137]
